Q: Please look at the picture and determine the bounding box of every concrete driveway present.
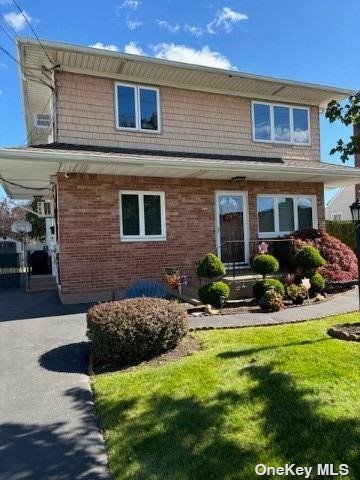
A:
[0,289,109,480]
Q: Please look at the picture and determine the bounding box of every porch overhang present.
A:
[1,147,360,200]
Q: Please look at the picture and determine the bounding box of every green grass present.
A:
[93,313,360,480]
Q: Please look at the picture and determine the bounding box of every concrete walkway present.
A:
[190,287,359,330]
[0,290,109,480]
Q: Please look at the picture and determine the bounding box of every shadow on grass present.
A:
[101,391,257,480]
[242,362,360,478]
[218,338,329,359]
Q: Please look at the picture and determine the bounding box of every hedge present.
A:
[326,220,356,251]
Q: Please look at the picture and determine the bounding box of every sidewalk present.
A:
[189,287,359,330]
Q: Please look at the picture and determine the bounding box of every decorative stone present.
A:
[328,323,360,342]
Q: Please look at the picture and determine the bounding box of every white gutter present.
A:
[0,148,359,181]
[17,37,354,98]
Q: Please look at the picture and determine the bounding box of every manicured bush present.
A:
[252,254,279,278]
[309,272,325,293]
[286,284,307,305]
[87,298,188,364]
[196,253,226,279]
[259,288,284,312]
[253,278,285,301]
[326,220,356,251]
[294,246,326,270]
[289,229,358,282]
[198,281,230,308]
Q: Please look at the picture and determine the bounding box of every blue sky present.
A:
[0,0,359,201]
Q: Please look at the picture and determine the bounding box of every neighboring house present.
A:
[325,185,356,221]
[1,38,360,303]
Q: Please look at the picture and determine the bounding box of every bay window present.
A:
[252,102,310,145]
[257,195,316,236]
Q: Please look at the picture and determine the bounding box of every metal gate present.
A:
[0,253,22,288]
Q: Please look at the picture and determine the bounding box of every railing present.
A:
[214,238,295,278]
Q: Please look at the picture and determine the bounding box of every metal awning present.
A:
[1,147,359,200]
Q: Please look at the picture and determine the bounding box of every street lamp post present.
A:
[350,198,360,311]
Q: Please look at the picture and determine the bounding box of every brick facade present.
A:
[57,173,325,298]
[55,72,320,163]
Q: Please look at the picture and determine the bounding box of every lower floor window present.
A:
[120,191,166,241]
[257,194,315,236]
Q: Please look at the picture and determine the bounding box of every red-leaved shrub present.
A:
[288,229,357,282]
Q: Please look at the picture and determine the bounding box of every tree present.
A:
[0,199,25,241]
[25,199,45,242]
[325,92,360,162]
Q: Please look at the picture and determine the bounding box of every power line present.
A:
[10,0,54,65]
[0,43,20,66]
[0,13,18,37]
[0,20,16,43]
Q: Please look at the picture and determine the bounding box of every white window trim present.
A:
[114,82,161,133]
[333,212,343,221]
[251,101,311,146]
[257,194,317,238]
[119,191,166,242]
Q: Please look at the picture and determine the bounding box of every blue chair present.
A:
[125,279,167,299]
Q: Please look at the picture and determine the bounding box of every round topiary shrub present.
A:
[309,271,325,293]
[87,298,188,365]
[259,288,284,312]
[196,253,226,279]
[253,278,285,301]
[252,254,279,278]
[198,281,230,308]
[294,246,326,270]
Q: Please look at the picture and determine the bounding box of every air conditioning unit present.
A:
[36,200,54,218]
[34,113,51,129]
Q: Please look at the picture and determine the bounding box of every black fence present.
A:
[0,253,23,288]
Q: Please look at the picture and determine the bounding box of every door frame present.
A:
[215,191,250,266]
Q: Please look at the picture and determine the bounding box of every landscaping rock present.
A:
[328,323,360,342]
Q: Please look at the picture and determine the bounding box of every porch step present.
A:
[27,275,57,292]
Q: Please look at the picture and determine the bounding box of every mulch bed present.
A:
[91,334,201,375]
[328,323,360,342]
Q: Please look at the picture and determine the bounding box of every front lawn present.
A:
[93,313,360,480]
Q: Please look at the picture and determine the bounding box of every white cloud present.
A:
[156,20,180,33]
[207,7,248,34]
[89,42,119,51]
[123,41,145,55]
[0,90,2,96]
[120,0,140,10]
[126,17,142,30]
[3,11,31,32]
[151,43,235,69]
[184,24,204,37]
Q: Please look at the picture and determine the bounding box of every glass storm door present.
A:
[216,193,249,268]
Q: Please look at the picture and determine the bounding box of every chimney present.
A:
[355,124,360,199]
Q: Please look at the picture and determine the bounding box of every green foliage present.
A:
[326,221,356,251]
[25,199,46,241]
[87,298,188,365]
[253,278,285,301]
[198,281,230,308]
[325,92,360,162]
[309,272,325,294]
[294,246,326,270]
[196,253,226,279]
[252,254,279,278]
[259,288,284,312]
[286,284,307,305]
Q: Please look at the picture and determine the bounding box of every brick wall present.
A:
[55,71,320,163]
[57,173,325,296]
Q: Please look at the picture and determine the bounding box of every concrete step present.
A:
[27,275,57,292]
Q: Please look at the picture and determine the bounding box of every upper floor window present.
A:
[252,102,310,145]
[115,83,160,132]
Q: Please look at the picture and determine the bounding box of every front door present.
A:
[216,192,249,269]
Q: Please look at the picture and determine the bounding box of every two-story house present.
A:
[1,38,360,303]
